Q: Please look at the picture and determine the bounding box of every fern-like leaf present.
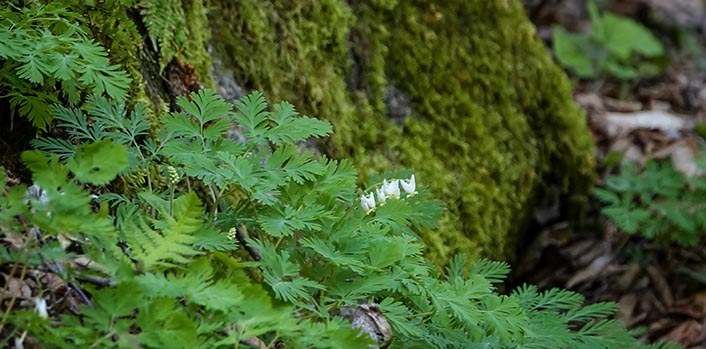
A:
[119,192,203,270]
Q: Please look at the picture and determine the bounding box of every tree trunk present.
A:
[2,0,595,266]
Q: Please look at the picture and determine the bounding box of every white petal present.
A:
[376,187,387,204]
[34,297,48,319]
[361,193,376,212]
[385,179,400,198]
[361,195,370,211]
[365,193,376,207]
[401,174,416,194]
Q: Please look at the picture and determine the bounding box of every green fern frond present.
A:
[136,258,245,312]
[140,0,188,70]
[119,192,203,270]
[177,89,232,124]
[265,101,333,145]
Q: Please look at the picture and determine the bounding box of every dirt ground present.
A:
[514,0,706,347]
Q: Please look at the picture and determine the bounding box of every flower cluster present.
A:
[167,166,181,185]
[227,227,237,241]
[360,175,416,214]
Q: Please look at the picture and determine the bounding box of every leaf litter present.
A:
[515,0,706,347]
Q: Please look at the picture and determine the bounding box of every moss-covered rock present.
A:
[205,0,594,265]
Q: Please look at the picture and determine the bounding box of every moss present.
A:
[206,0,594,265]
[182,0,214,88]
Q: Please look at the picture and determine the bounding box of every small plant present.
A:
[597,158,706,246]
[0,3,132,130]
[552,1,665,80]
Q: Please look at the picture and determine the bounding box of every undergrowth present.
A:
[0,0,207,131]
[597,157,706,246]
[0,89,680,349]
[0,1,681,348]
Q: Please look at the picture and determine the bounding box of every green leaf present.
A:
[594,188,620,205]
[30,137,76,160]
[265,101,332,145]
[258,204,324,237]
[192,226,238,252]
[469,259,510,284]
[379,298,426,338]
[553,27,595,78]
[177,89,231,124]
[16,52,50,84]
[587,0,604,41]
[120,193,203,270]
[252,240,324,303]
[136,259,245,312]
[300,236,366,273]
[603,206,651,234]
[67,140,129,185]
[136,298,199,349]
[603,60,638,80]
[9,93,56,130]
[602,13,663,60]
[233,91,270,144]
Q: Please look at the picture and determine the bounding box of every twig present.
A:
[76,275,114,287]
[18,215,95,308]
[235,223,261,261]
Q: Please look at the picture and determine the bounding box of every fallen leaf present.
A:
[566,255,613,288]
[660,319,706,346]
[601,110,690,137]
[647,265,675,307]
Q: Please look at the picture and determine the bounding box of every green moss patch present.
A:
[206,0,594,264]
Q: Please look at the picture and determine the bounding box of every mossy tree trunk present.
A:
[195,0,594,265]
[1,0,594,266]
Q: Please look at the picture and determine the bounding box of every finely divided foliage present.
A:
[597,160,706,246]
[0,88,681,348]
[0,4,131,130]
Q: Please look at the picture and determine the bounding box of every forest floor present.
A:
[513,1,706,347]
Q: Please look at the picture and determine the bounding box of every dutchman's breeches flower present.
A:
[401,175,416,195]
[361,193,376,213]
[383,179,401,199]
[376,187,387,205]
[360,174,418,215]
[34,297,48,319]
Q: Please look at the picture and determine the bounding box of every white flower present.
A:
[34,297,48,319]
[360,193,376,214]
[376,187,387,205]
[383,179,401,199]
[400,175,416,195]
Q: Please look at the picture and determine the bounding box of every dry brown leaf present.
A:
[2,276,33,302]
[660,319,706,347]
[647,266,675,307]
[604,97,643,112]
[617,263,643,291]
[672,292,706,318]
[566,255,613,288]
[617,293,640,326]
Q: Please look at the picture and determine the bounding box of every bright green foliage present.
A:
[553,1,665,80]
[1,90,676,348]
[0,3,132,129]
[119,192,204,270]
[597,159,706,246]
[0,0,215,133]
[67,140,129,185]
